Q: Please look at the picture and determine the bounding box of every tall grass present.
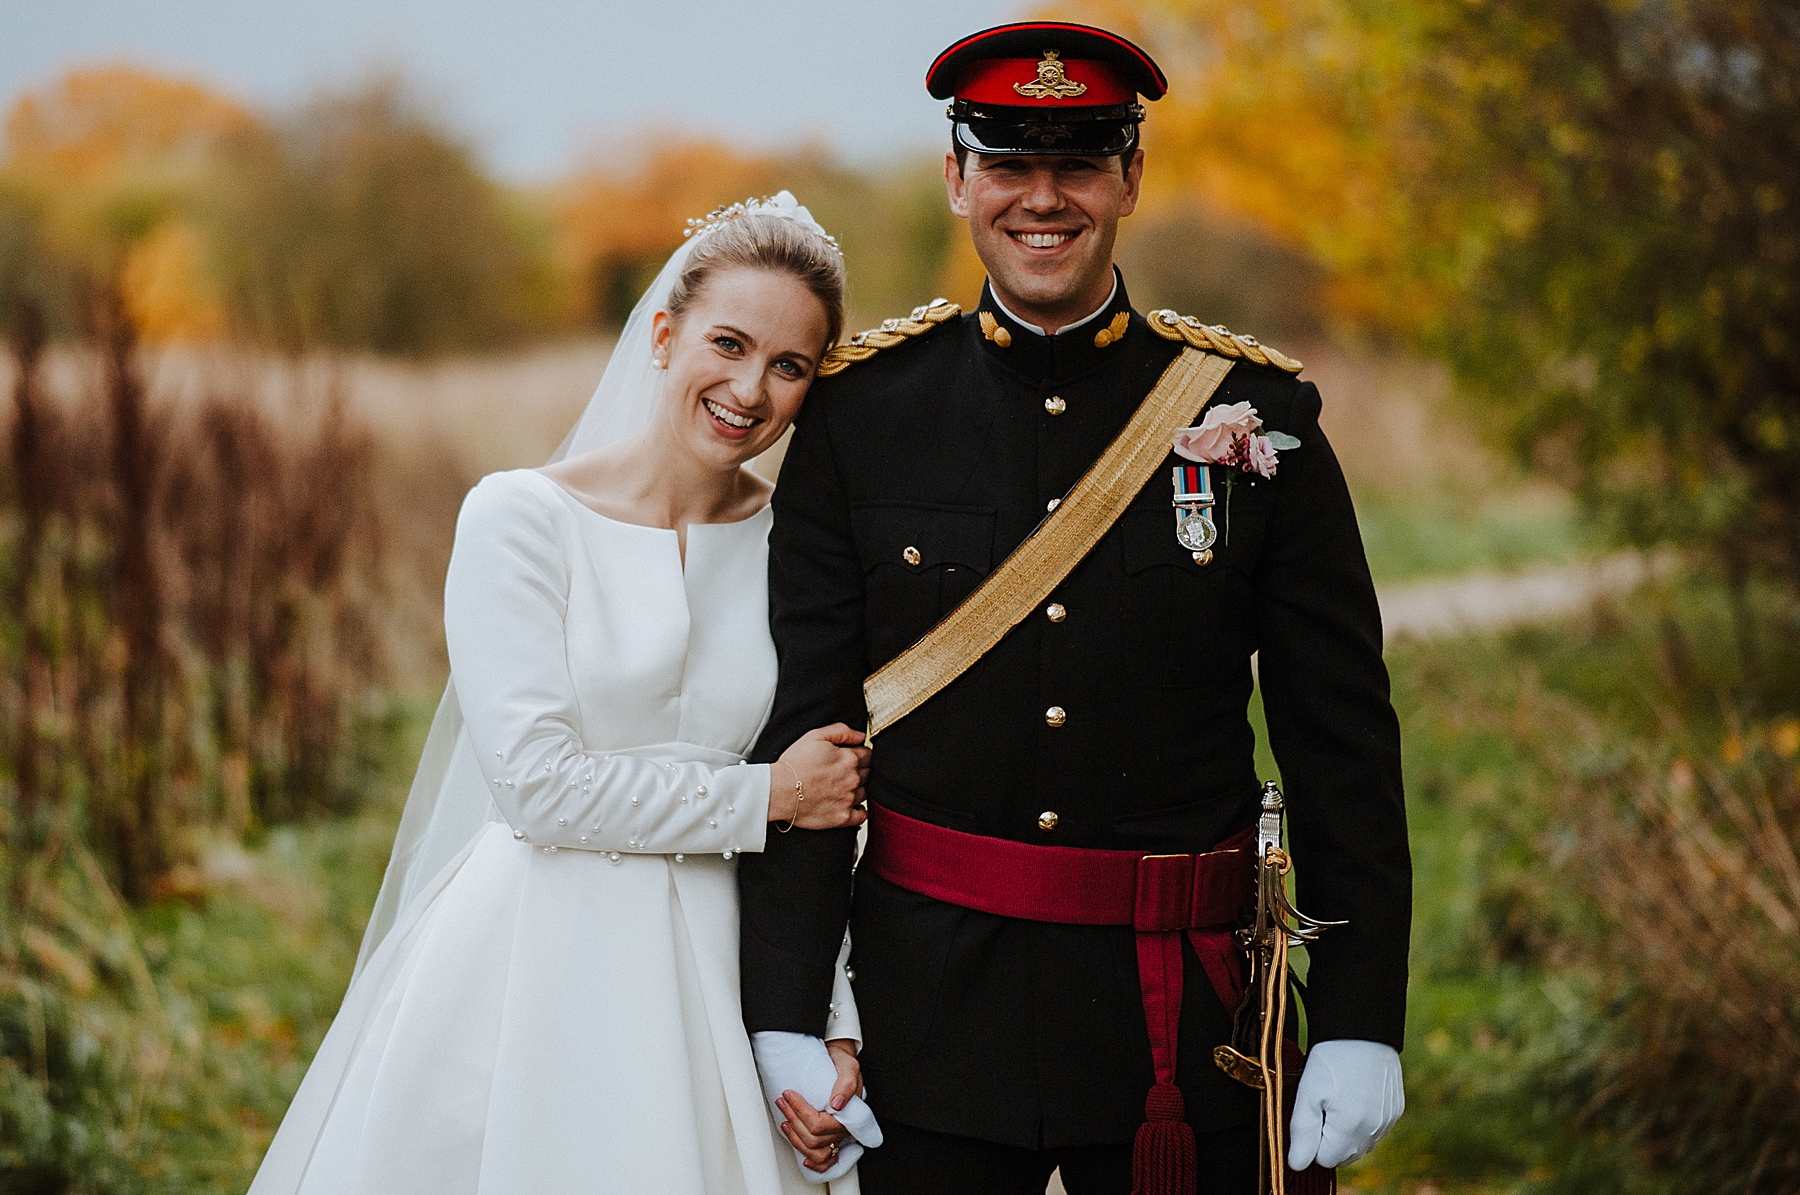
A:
[4,297,387,865]
[1354,576,1800,1194]
[1562,745,1800,1191]
[0,296,398,1187]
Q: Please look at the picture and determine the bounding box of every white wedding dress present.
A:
[249,468,854,1195]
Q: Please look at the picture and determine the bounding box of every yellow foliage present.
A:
[120,219,228,342]
[2,65,263,339]
[1038,0,1445,327]
[4,64,257,185]
[932,233,988,313]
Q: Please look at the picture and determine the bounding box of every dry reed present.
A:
[0,291,400,1186]
[1565,750,1800,1191]
[3,293,388,891]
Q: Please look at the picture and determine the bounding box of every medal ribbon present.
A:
[1171,463,1211,502]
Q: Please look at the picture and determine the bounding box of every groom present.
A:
[740,22,1411,1194]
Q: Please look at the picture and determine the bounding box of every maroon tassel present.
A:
[1285,1163,1337,1195]
[1131,1082,1196,1195]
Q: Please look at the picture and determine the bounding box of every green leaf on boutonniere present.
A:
[1266,431,1302,451]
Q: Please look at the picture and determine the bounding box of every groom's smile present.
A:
[1010,230,1075,250]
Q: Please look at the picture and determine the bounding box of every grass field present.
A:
[131,589,1697,1195]
[2,339,1681,1193]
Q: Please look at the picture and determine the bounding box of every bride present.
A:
[249,195,879,1194]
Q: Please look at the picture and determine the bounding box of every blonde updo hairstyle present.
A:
[664,214,848,360]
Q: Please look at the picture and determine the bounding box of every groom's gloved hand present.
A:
[1287,1039,1405,1169]
[752,1031,883,1182]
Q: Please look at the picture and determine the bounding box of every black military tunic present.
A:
[737,273,1410,1150]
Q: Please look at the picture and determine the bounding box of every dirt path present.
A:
[1377,550,1672,642]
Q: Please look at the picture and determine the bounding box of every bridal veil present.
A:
[354,191,837,977]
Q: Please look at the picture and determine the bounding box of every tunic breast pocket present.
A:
[1119,499,1250,688]
[851,502,995,668]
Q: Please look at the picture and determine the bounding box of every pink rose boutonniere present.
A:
[1170,401,1300,479]
[1169,403,1301,545]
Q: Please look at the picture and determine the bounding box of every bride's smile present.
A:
[703,396,760,431]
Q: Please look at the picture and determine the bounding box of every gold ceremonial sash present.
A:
[863,348,1234,739]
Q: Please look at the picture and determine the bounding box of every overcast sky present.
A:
[4,0,1031,180]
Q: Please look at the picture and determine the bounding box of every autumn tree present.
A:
[201,76,562,355]
[2,65,255,339]
[553,137,960,328]
[1069,0,1800,587]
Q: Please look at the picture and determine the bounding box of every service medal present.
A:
[1177,509,1217,552]
[1172,464,1217,553]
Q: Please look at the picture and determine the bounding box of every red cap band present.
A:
[954,56,1136,107]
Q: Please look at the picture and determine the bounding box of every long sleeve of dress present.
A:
[444,474,772,856]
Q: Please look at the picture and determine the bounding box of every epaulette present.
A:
[817,298,962,377]
[1146,309,1303,374]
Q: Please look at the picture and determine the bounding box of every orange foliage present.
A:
[1040,0,1437,326]
[4,64,257,185]
[3,66,260,341]
[932,229,988,314]
[553,138,816,325]
[120,219,228,341]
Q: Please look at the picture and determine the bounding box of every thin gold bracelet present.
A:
[776,762,804,833]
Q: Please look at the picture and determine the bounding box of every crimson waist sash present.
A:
[861,803,1256,1192]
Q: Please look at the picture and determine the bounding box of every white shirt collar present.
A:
[987,274,1120,337]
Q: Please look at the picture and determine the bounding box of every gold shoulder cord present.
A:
[863,347,1235,739]
[1145,309,1304,374]
[818,298,961,377]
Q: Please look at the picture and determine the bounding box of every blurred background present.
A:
[1,0,1796,1191]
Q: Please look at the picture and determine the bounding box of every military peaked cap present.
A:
[928,22,1167,157]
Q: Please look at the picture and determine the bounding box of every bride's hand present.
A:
[825,1037,862,1111]
[776,1089,850,1171]
[777,1040,860,1172]
[771,724,870,830]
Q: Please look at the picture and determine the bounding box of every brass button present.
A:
[1046,498,1061,513]
[1045,602,1066,622]
[903,546,921,566]
[1045,705,1067,727]
[1044,395,1067,416]
[1038,810,1060,832]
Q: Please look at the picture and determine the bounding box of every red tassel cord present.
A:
[1132,1082,1197,1195]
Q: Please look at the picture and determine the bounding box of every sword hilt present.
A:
[1257,779,1283,859]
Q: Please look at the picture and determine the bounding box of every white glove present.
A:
[1286,1039,1405,1169]
[751,1031,883,1183]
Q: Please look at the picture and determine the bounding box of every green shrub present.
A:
[1357,573,1800,1192]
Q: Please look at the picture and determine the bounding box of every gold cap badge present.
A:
[1013,51,1089,101]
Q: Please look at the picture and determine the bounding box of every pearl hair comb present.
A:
[683,191,841,256]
